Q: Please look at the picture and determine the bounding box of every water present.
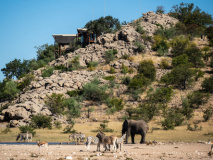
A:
[0,142,78,145]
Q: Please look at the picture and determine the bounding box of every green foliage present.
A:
[85,16,121,36]
[138,60,156,81]
[121,63,129,74]
[0,79,19,102]
[170,36,189,57]
[45,93,66,115]
[91,120,114,132]
[187,124,202,131]
[68,56,81,71]
[160,64,195,89]
[82,78,109,102]
[160,59,170,69]
[205,26,213,46]
[67,90,80,97]
[156,6,165,14]
[87,61,99,68]
[161,108,184,130]
[181,97,194,120]
[170,3,212,28]
[122,76,131,85]
[36,43,55,62]
[104,49,117,64]
[109,66,116,74]
[106,98,124,114]
[128,74,150,90]
[187,91,209,109]
[41,67,54,78]
[154,25,176,40]
[121,54,130,60]
[134,41,145,53]
[17,74,35,91]
[203,107,213,121]
[19,126,36,136]
[54,65,67,71]
[63,120,76,133]
[103,76,115,81]
[136,25,144,34]
[172,54,189,67]
[30,114,52,129]
[54,121,62,129]
[64,98,82,119]
[147,87,173,105]
[202,75,213,93]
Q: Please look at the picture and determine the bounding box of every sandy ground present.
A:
[0,142,212,160]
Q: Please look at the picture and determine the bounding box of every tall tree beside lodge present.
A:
[85,16,121,36]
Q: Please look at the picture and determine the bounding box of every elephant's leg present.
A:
[131,134,135,144]
[140,131,146,144]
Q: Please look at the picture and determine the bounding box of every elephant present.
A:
[122,119,149,144]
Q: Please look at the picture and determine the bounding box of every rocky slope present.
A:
[2,11,209,127]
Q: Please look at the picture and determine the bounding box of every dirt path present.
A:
[0,142,212,160]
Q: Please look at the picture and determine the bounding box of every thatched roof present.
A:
[52,34,77,44]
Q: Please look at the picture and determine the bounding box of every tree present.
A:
[45,93,66,115]
[35,43,55,62]
[170,3,212,28]
[138,60,156,81]
[64,98,82,119]
[205,26,213,46]
[30,114,52,129]
[160,64,195,89]
[202,75,213,93]
[156,6,165,14]
[85,16,121,36]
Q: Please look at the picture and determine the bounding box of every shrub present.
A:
[82,78,109,102]
[63,120,76,133]
[1,128,11,134]
[41,67,54,77]
[156,6,165,14]
[121,54,130,60]
[105,50,117,64]
[138,60,156,81]
[187,91,209,109]
[91,120,114,132]
[172,54,189,67]
[87,61,99,68]
[45,93,66,115]
[121,63,129,74]
[109,66,116,74]
[106,98,124,111]
[160,64,195,89]
[203,107,213,121]
[160,59,170,69]
[122,76,131,85]
[68,56,81,71]
[64,98,82,119]
[103,76,115,81]
[67,90,80,97]
[128,74,150,90]
[205,26,213,46]
[17,74,35,91]
[181,97,194,120]
[54,121,62,129]
[136,25,144,34]
[30,114,52,129]
[19,126,36,136]
[170,36,189,57]
[54,65,67,71]
[202,75,213,93]
[134,41,145,53]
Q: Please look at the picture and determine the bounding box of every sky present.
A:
[0,0,213,81]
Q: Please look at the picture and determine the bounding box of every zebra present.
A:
[16,132,32,142]
[69,133,86,142]
[116,133,126,151]
[86,136,99,151]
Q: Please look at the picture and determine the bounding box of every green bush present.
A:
[45,93,66,115]
[128,74,150,90]
[134,41,145,53]
[41,67,54,78]
[109,66,116,74]
[91,120,114,133]
[157,40,169,56]
[170,36,189,57]
[67,90,81,97]
[160,64,195,89]
[105,50,117,64]
[160,59,170,69]
[68,56,81,71]
[138,60,156,81]
[181,97,194,120]
[64,98,82,119]
[106,98,124,111]
[82,78,109,102]
[203,107,213,121]
[87,61,99,68]
[63,120,76,133]
[202,75,213,93]
[172,54,189,67]
[30,114,52,129]
[54,121,62,129]
[1,128,11,134]
[121,54,130,60]
[19,125,36,136]
[54,65,67,71]
[103,76,115,81]
[136,25,144,34]
[121,63,129,74]
[205,26,213,46]
[187,91,209,109]
[122,76,131,85]
[17,74,35,91]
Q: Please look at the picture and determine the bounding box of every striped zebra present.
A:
[86,136,99,151]
[16,132,32,142]
[69,133,85,142]
[116,133,126,151]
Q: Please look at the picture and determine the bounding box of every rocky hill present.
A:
[1,11,212,127]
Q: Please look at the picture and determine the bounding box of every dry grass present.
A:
[0,121,212,143]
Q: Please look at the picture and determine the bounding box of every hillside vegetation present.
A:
[0,3,213,140]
